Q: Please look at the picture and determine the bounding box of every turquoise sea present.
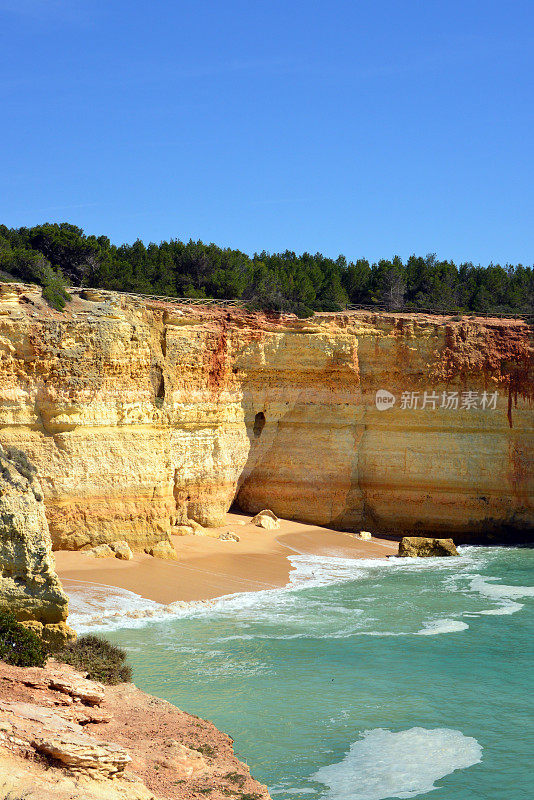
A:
[67,546,534,800]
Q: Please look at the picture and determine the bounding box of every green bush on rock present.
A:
[56,635,132,684]
[0,611,48,668]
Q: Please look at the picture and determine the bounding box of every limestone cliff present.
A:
[0,443,73,644]
[0,283,531,546]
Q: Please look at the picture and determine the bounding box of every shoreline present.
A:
[55,513,398,606]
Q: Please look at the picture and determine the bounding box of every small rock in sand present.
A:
[357,531,372,540]
[109,541,133,560]
[86,544,114,558]
[172,519,207,535]
[218,532,240,542]
[145,540,178,560]
[251,510,280,530]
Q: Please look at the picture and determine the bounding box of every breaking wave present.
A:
[64,545,532,639]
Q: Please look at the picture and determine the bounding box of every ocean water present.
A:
[67,546,534,800]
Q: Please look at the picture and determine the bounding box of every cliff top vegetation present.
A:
[0,222,532,317]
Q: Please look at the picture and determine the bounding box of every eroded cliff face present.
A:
[0,443,73,644]
[0,283,531,547]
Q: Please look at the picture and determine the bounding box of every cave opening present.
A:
[253,411,266,438]
[150,364,165,402]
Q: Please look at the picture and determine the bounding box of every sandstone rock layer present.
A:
[0,285,531,546]
[0,444,73,643]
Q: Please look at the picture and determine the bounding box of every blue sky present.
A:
[1,0,533,265]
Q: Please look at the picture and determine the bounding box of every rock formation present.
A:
[0,284,531,547]
[0,445,74,645]
[87,543,115,558]
[0,658,270,800]
[398,537,459,557]
[109,541,134,560]
[251,510,281,529]
[144,540,178,559]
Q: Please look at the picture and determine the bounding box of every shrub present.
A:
[225,773,246,787]
[56,635,132,684]
[40,267,70,311]
[0,611,48,668]
[193,743,218,758]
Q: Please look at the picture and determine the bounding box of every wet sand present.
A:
[55,513,398,605]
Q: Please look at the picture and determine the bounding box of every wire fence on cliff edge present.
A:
[67,286,533,323]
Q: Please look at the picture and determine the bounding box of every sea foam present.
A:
[312,727,482,800]
[415,618,469,635]
[470,575,534,616]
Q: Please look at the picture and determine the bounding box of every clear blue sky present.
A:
[1,0,533,265]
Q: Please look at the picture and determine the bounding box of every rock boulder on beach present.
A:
[251,510,280,530]
[398,537,459,557]
[87,544,114,558]
[109,541,133,560]
[145,540,178,560]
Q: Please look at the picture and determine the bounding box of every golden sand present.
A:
[55,514,398,605]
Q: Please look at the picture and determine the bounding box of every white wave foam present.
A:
[66,580,163,629]
[416,618,469,635]
[470,575,534,616]
[63,547,522,635]
[65,578,292,633]
[312,727,482,800]
[285,550,480,591]
[271,783,318,796]
[350,619,468,638]
[287,554,389,588]
[64,553,394,633]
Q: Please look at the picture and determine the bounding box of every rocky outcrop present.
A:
[251,510,281,529]
[32,731,132,778]
[0,285,531,546]
[0,659,271,800]
[398,537,459,557]
[0,445,74,644]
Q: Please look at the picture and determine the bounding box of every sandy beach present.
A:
[55,513,398,605]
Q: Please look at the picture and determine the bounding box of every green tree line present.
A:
[0,222,532,316]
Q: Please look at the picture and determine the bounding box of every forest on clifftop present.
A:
[1,222,532,316]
